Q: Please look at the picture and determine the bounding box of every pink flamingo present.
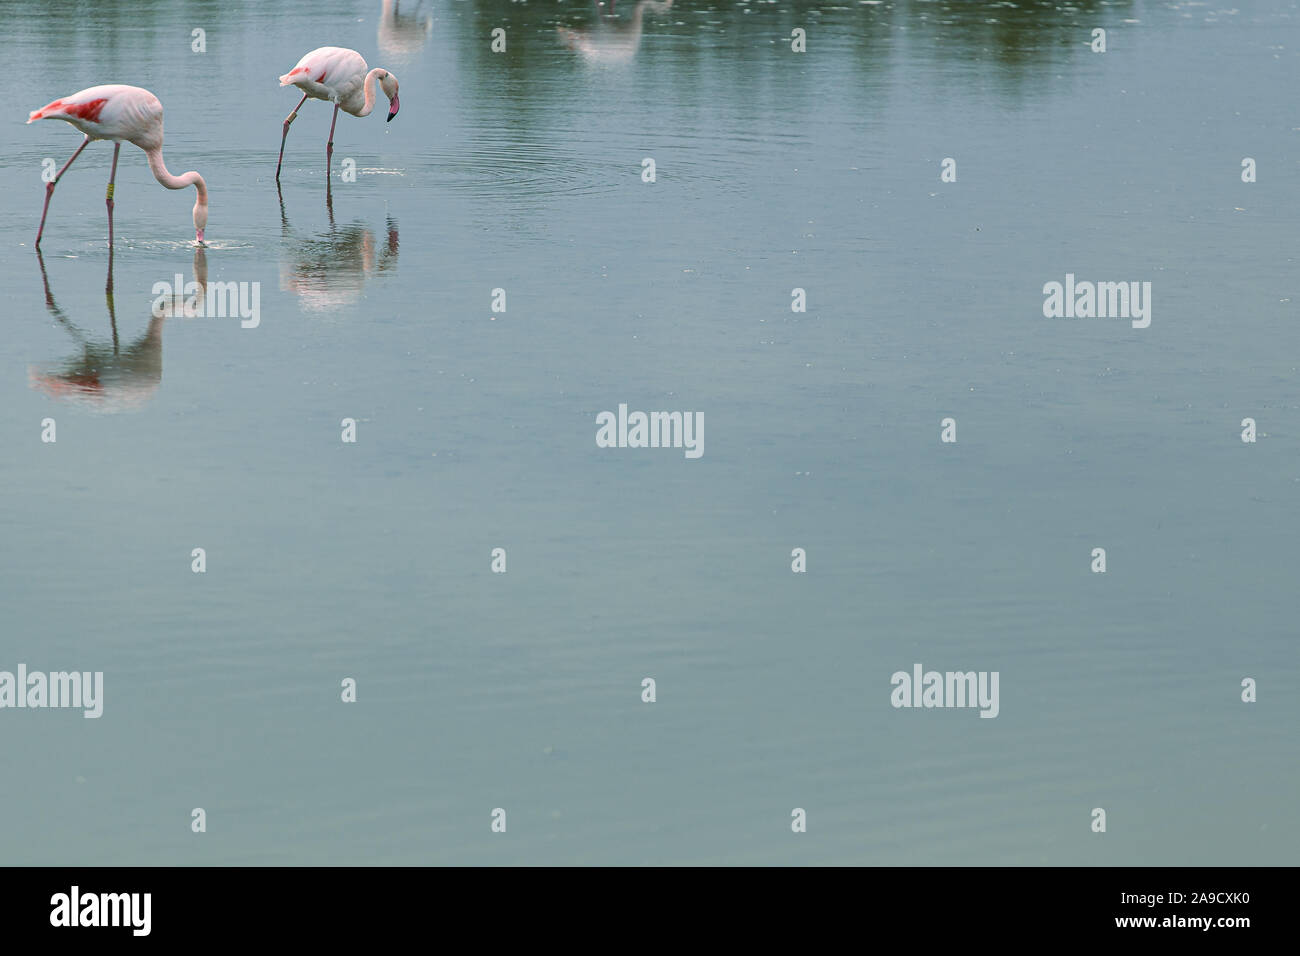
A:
[27,85,209,248]
[275,47,401,182]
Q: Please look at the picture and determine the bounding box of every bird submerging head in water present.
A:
[26,84,209,247]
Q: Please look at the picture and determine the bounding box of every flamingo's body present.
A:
[27,84,208,247]
[275,46,400,182]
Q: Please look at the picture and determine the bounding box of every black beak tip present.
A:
[387,112,397,123]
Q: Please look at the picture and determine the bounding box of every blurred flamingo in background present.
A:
[378,0,433,62]
[27,84,209,248]
[558,0,674,65]
[276,47,401,182]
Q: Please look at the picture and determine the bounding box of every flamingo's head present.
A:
[379,71,400,122]
[191,174,209,245]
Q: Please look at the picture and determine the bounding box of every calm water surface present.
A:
[1,0,1297,865]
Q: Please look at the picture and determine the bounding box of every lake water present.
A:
[1,0,1297,865]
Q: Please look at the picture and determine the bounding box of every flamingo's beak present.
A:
[387,96,400,122]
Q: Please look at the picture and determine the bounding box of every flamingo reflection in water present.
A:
[278,188,399,313]
[30,248,206,413]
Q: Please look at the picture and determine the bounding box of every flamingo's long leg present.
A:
[326,103,341,170]
[275,93,310,182]
[106,142,121,249]
[35,135,91,249]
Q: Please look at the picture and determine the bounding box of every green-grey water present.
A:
[1,0,1297,865]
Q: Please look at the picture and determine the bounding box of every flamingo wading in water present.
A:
[276,47,400,182]
[27,85,209,248]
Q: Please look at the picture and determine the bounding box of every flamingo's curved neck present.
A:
[145,148,209,241]
[359,68,386,117]
[145,148,206,203]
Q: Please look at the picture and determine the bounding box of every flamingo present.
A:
[275,47,400,182]
[27,85,209,248]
